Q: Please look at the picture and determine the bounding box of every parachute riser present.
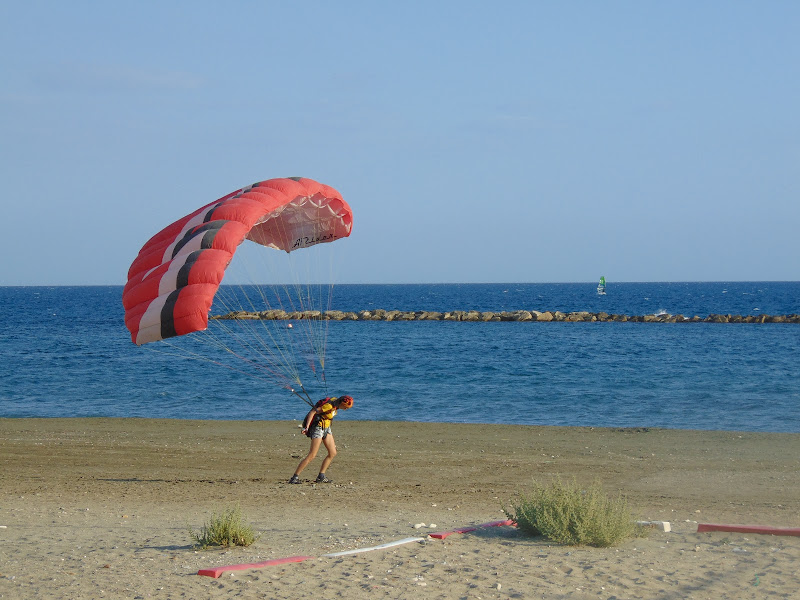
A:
[291,386,315,407]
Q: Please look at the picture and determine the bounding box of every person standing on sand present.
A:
[289,395,353,484]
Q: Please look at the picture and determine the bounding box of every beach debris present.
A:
[697,523,800,537]
[198,555,314,579]
[428,520,514,540]
[413,523,426,529]
[636,520,671,532]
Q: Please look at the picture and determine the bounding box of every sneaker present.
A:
[315,474,331,483]
[288,474,301,484]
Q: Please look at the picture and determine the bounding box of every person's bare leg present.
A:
[318,433,337,475]
[294,437,323,476]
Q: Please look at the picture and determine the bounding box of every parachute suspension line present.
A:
[193,326,301,388]
[149,339,297,389]
[219,240,321,385]
[283,272,326,383]
[202,287,299,380]
[243,240,314,389]
[197,198,341,398]
[247,214,312,383]
[318,257,337,378]
[311,200,337,388]
[265,199,336,394]
[191,287,305,393]
[190,317,301,388]
[221,280,305,385]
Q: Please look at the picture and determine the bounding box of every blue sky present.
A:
[2,1,798,285]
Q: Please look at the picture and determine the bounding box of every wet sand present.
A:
[1,418,798,599]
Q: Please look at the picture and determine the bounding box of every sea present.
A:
[1,282,798,432]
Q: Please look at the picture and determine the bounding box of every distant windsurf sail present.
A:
[597,276,606,295]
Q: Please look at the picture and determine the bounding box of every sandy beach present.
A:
[1,418,798,599]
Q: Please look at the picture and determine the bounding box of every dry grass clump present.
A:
[503,478,644,547]
[189,504,259,549]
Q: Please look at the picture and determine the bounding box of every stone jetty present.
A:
[213,309,800,323]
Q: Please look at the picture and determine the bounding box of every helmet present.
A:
[338,395,353,408]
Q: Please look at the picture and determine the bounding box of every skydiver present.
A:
[288,395,354,484]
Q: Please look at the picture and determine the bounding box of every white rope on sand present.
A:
[322,537,424,557]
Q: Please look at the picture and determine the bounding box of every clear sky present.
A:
[2,1,798,285]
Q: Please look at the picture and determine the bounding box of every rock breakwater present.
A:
[213,309,800,323]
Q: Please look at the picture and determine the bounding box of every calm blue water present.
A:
[1,283,798,432]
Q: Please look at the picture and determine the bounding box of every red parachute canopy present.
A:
[123,177,352,346]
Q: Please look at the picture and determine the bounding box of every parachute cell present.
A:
[123,177,352,346]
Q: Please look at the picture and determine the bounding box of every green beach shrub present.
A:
[503,477,643,547]
[189,504,259,549]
